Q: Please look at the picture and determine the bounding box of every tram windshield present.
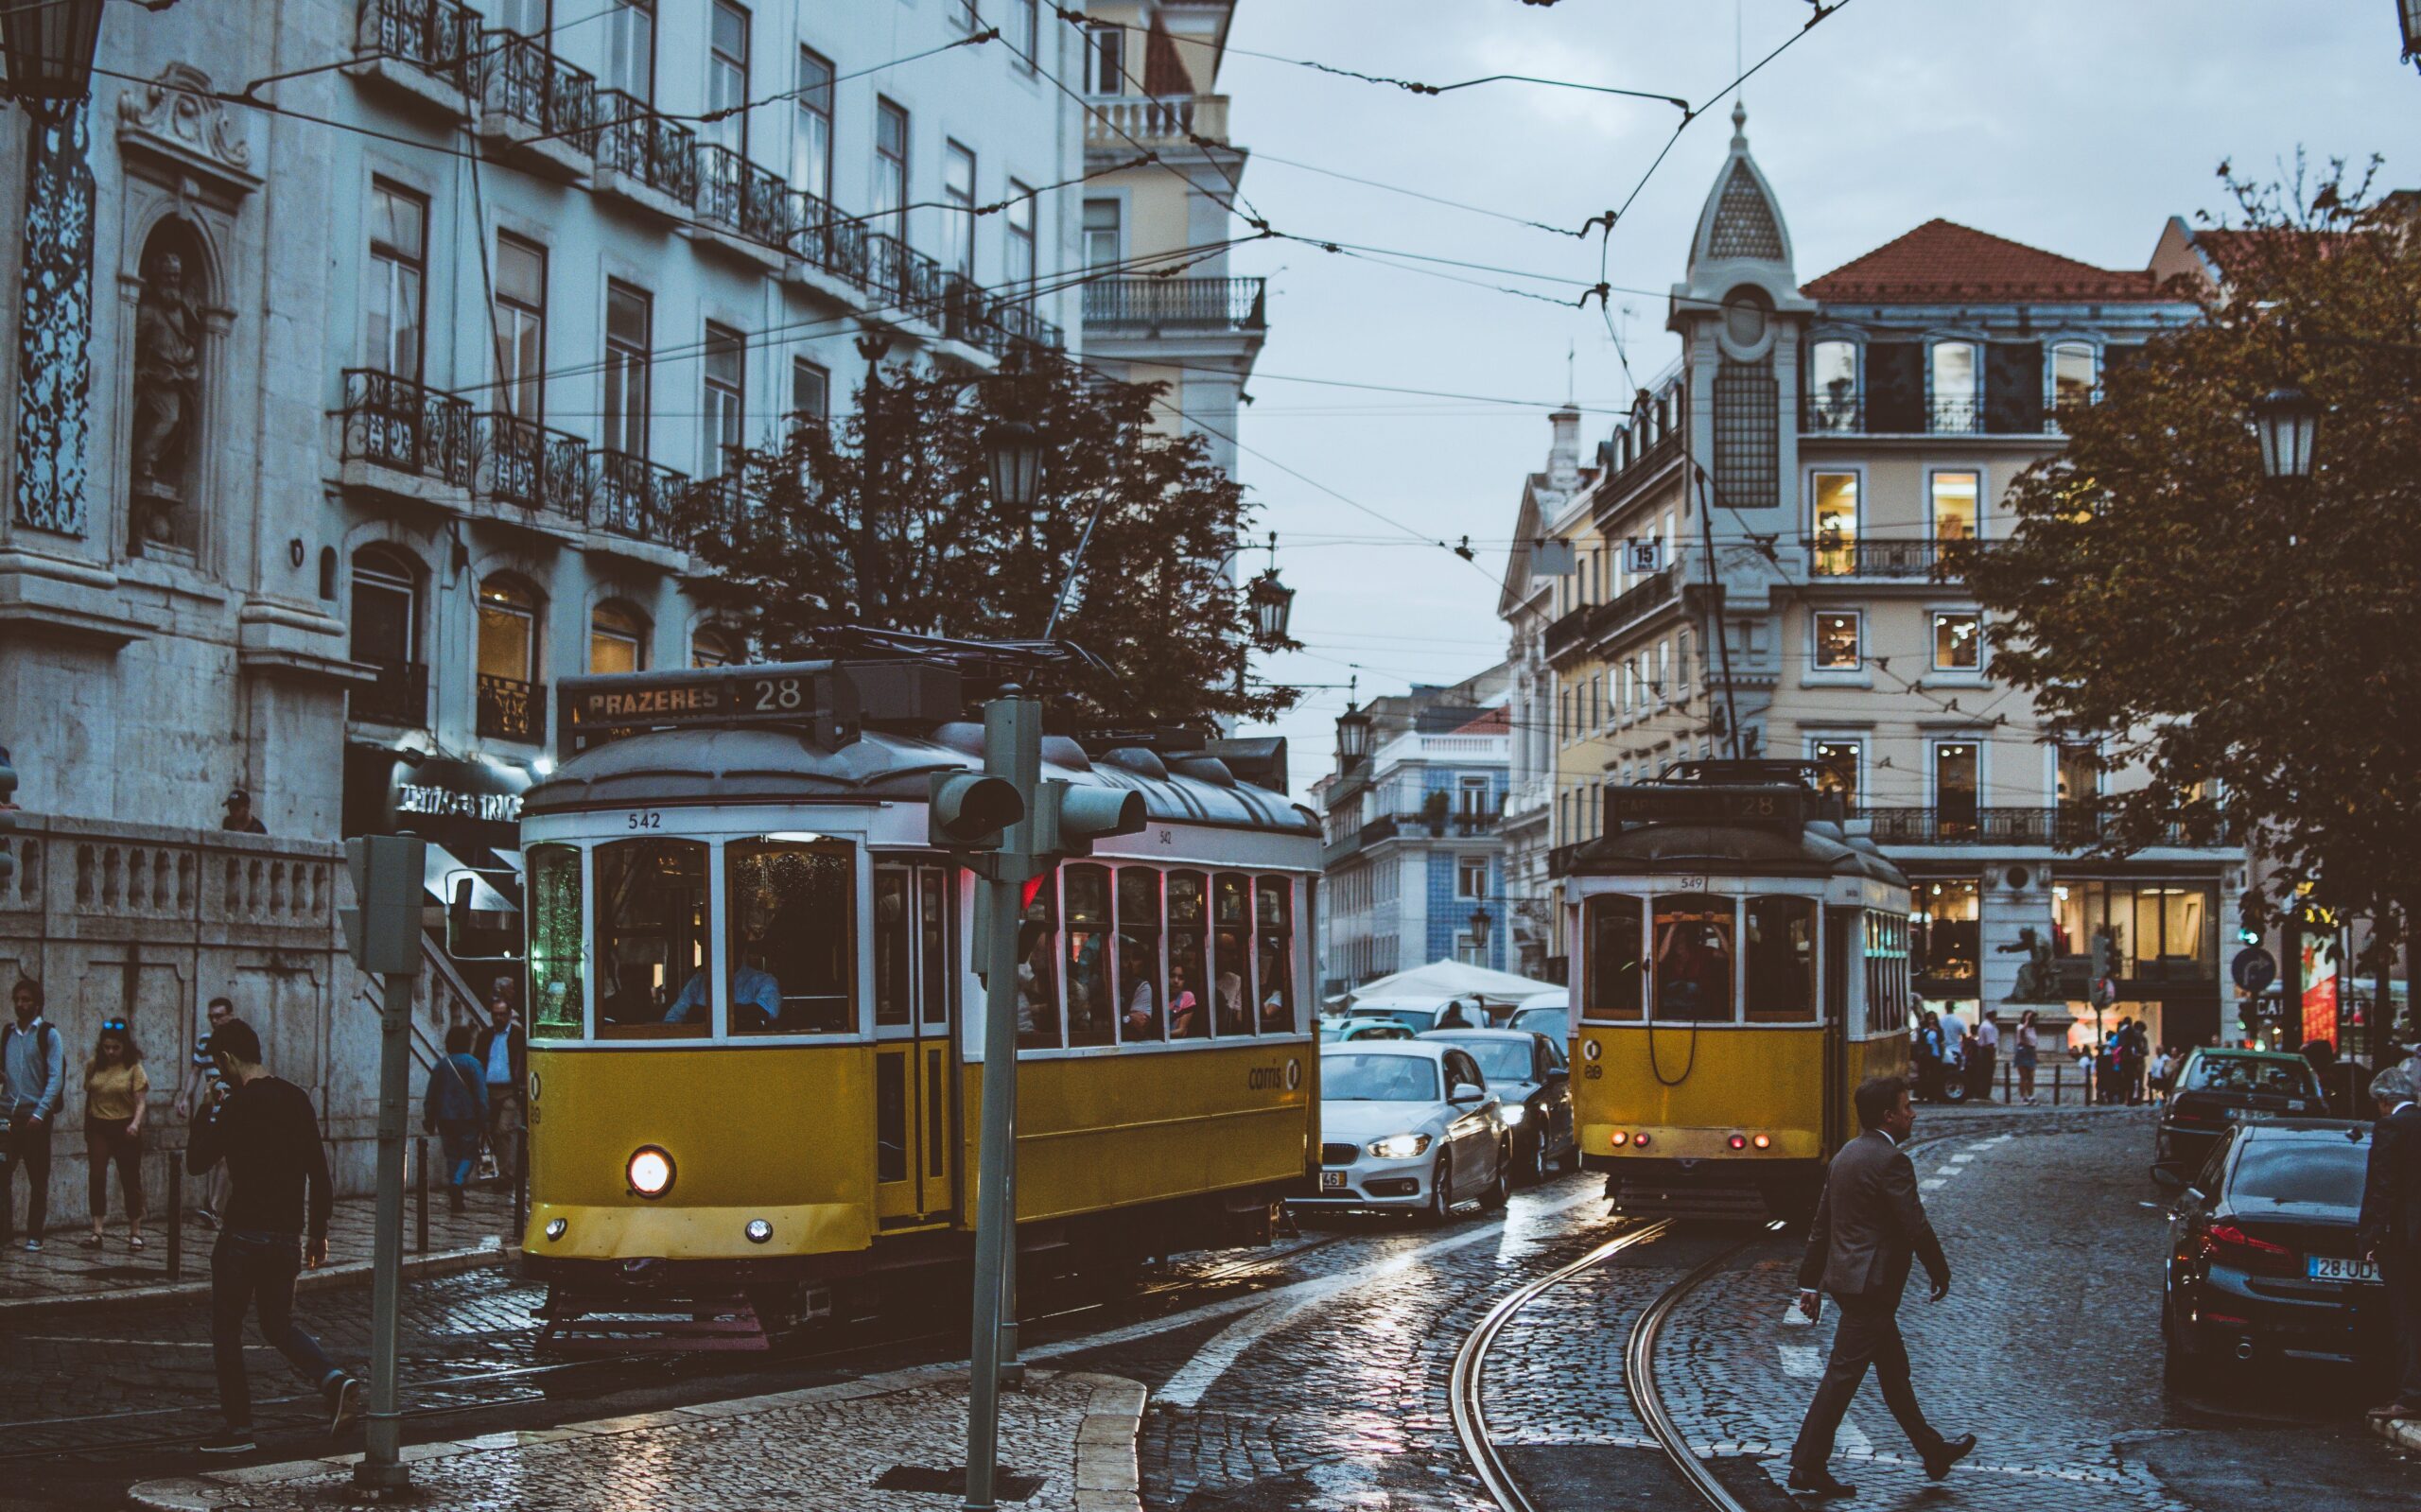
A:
[1744,896,1818,1023]
[595,838,714,1040]
[1652,894,1734,1022]
[1582,895,1645,1022]
[726,838,855,1034]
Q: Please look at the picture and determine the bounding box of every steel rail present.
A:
[1623,1226,1780,1512]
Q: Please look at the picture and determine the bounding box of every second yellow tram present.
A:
[1562,763,1912,1219]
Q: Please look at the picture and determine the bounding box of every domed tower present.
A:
[1664,104,1813,758]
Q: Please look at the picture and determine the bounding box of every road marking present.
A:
[1920,1177,1947,1190]
[1777,1344,1821,1379]
[1838,1416,1873,1455]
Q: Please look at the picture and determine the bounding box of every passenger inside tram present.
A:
[1169,964,1204,1038]
[1215,970,1247,1034]
[1653,896,1735,1022]
[1119,935,1160,1039]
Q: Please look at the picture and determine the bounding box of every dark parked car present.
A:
[2159,1119,2387,1385]
[1420,1028,1576,1183]
[2154,1048,2326,1171]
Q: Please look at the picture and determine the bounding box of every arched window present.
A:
[350,546,425,727]
[476,575,543,741]
[2050,341,2098,413]
[590,600,649,673]
[690,628,737,669]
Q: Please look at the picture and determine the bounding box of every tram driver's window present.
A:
[595,838,713,1039]
[526,843,585,1041]
[1256,877,1296,1034]
[1064,864,1115,1047]
[1212,872,1252,1035]
[1115,867,1163,1043]
[1018,868,1062,1051]
[1651,894,1735,1023]
[724,838,855,1034]
[1167,870,1210,1039]
[1744,895,1818,1023]
[1581,895,1645,1022]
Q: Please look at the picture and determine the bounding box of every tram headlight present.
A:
[627,1145,675,1198]
[1610,1131,1629,1147]
[1368,1133,1432,1160]
[744,1219,774,1244]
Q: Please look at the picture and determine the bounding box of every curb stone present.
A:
[124,1364,1149,1512]
[0,1239,511,1319]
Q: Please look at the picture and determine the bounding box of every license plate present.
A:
[1320,1170,1347,1190]
[2308,1255,2379,1284]
[2224,1107,2276,1121]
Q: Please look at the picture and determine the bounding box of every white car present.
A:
[1299,1042,1511,1223]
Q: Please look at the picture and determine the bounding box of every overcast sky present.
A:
[1213,0,2412,792]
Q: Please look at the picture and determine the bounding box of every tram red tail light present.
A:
[1631,1133,1651,1149]
[1728,1135,1748,1150]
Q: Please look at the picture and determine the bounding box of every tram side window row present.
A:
[1017,865,1298,1051]
[1579,892,1820,1026]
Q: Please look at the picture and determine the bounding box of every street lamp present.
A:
[2251,386,2322,481]
[2,0,105,114]
[1335,702,1372,762]
[984,419,1044,515]
[1468,905,1492,954]
[1246,568,1294,651]
[2401,0,2421,71]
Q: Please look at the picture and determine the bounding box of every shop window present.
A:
[1912,878,1980,994]
[1652,894,1734,1022]
[1257,878,1295,1033]
[1744,895,1818,1022]
[1812,739,1861,812]
[1213,872,1253,1034]
[1117,866,1164,1042]
[1064,864,1114,1046]
[1017,869,1061,1050]
[1813,611,1861,671]
[594,838,713,1039]
[526,843,584,1040]
[590,600,648,673]
[725,838,853,1034]
[1582,895,1644,1022]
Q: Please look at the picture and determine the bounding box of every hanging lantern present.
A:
[1335,703,1372,762]
[2250,386,2322,481]
[2403,0,2421,69]
[984,419,1044,513]
[1246,568,1293,651]
[3,0,106,114]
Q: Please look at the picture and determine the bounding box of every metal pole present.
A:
[357,968,415,1489]
[415,1135,428,1256]
[2283,910,2306,1052]
[965,691,1039,1512]
[165,1145,182,1280]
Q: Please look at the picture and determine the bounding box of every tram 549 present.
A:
[511,660,1321,1347]
[1560,763,1911,1220]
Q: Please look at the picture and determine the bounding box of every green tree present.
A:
[1962,160,2421,978]
[684,355,1297,727]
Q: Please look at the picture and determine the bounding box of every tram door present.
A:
[873,865,958,1227]
[1820,909,1852,1155]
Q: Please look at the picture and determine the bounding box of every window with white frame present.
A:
[1655,639,1670,699]
[1932,610,1981,670]
[1086,25,1123,93]
[365,180,427,380]
[790,356,828,428]
[1931,340,1978,431]
[705,1,748,158]
[701,323,744,476]
[1810,471,1857,576]
[492,233,545,420]
[1082,198,1120,271]
[942,141,976,278]
[1809,339,1857,429]
[2051,341,2097,412]
[1930,471,1979,541]
[873,98,909,247]
[793,48,833,202]
[1457,858,1486,898]
[1811,738,1862,811]
[1812,611,1862,671]
[1458,774,1489,817]
[601,280,651,459]
[607,0,653,101]
[1005,180,1036,289]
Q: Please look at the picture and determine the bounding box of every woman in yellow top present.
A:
[82,1019,149,1249]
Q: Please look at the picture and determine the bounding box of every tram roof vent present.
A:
[1040,735,1093,772]
[1099,747,1170,780]
[932,721,987,758]
[1170,756,1238,788]
[1207,737,1289,795]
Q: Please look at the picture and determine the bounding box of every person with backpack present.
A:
[423,1026,489,1215]
[1,978,65,1251]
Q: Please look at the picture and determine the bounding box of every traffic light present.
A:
[0,750,15,892]
[340,834,425,975]
[929,771,1023,850]
[1030,779,1145,859]
[2089,931,2112,982]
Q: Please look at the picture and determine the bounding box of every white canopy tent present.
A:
[1327,960,1562,1015]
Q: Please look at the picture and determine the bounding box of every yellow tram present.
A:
[1563,762,1911,1219]
[511,657,1321,1345]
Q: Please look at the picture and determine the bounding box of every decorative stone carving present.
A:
[130,242,201,531]
[116,63,253,175]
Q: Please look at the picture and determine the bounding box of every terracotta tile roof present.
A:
[1451,705,1510,736]
[1804,218,2169,304]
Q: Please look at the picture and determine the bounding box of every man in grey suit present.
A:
[1786,1074,1977,1498]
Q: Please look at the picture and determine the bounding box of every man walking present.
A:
[1,978,65,1250]
[2360,1062,2421,1422]
[1787,1075,1977,1498]
[185,1018,361,1453]
[174,995,237,1226]
[473,987,526,1196]
[1970,1009,2000,1104]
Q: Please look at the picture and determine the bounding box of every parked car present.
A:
[1420,1028,1576,1183]
[1504,1002,1569,1047]
[2155,1048,2327,1172]
[2157,1118,2386,1385]
[1318,1017,1418,1045]
[1299,1042,1510,1223]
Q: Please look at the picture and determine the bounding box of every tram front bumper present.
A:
[1576,1124,1821,1161]
[524,1200,874,1260]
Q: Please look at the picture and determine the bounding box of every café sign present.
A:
[396,782,522,825]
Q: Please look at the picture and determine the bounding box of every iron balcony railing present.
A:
[476,411,591,517]
[1084,276,1266,333]
[477,673,546,743]
[360,0,479,89]
[589,448,690,543]
[348,658,428,727]
[696,144,796,245]
[1858,806,2220,849]
[593,89,697,202]
[1802,394,2073,437]
[1805,536,1993,580]
[339,369,474,489]
[476,27,596,151]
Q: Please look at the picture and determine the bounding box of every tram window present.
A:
[595,839,713,1040]
[1744,896,1818,1023]
[526,843,584,1041]
[1167,870,1210,1039]
[1116,867,1163,1043]
[725,838,854,1034]
[874,869,913,1027]
[1582,895,1645,1022]
[918,870,948,1028]
[1065,863,1114,1047]
[1017,868,1062,1051]
[1212,872,1252,1035]
[1256,878,1296,1034]
[1651,894,1735,1023]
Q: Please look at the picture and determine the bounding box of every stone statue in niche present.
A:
[130,245,200,538]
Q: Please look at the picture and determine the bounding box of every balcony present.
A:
[592,90,697,212]
[1858,807,2222,849]
[589,448,689,545]
[1805,536,1992,580]
[474,28,595,173]
[356,0,480,103]
[1802,394,2061,438]
[347,658,427,727]
[1085,94,1229,149]
[695,145,796,264]
[1084,276,1266,335]
[477,673,546,744]
[338,368,474,493]
[475,411,590,520]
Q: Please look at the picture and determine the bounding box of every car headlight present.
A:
[627,1145,674,1197]
[1499,1103,1527,1125]
[1368,1133,1433,1160]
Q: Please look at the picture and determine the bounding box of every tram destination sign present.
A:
[1610,784,1806,828]
[558,663,964,756]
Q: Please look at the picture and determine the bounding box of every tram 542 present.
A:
[1560,763,1911,1219]
[512,659,1321,1346]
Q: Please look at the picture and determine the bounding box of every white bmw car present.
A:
[1298,1041,1510,1222]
